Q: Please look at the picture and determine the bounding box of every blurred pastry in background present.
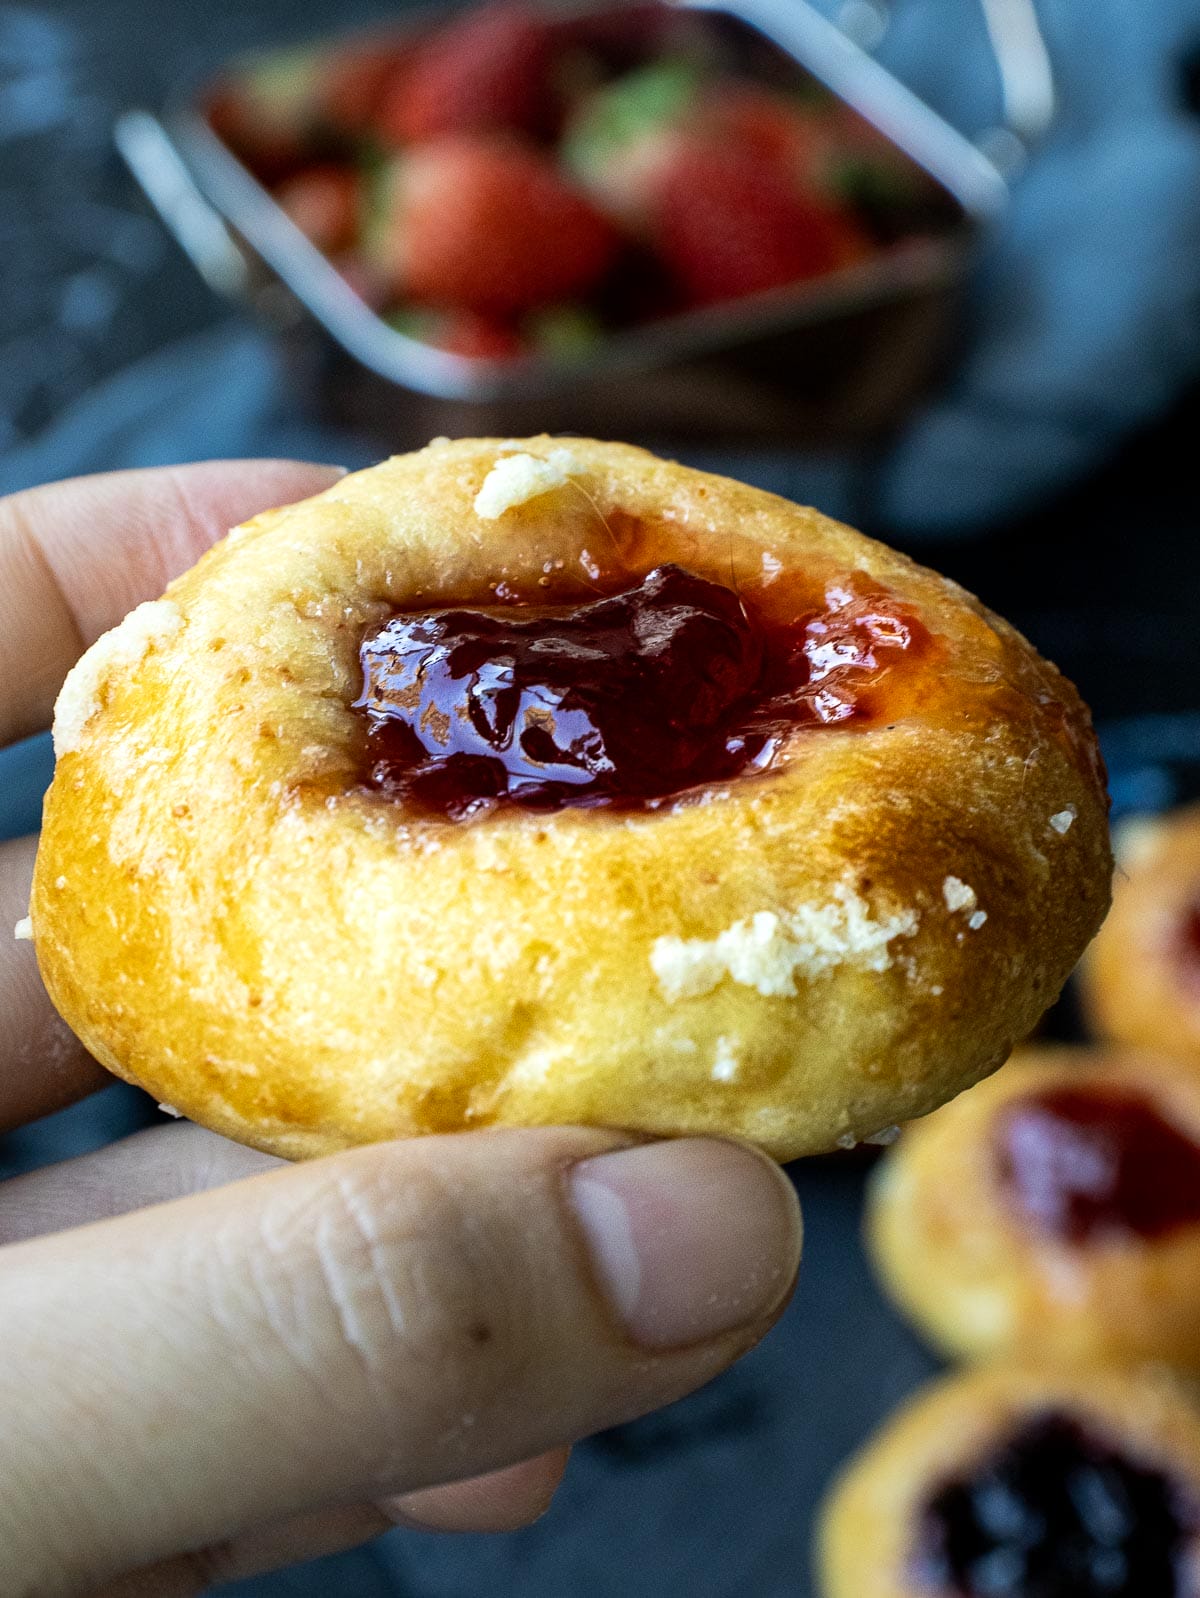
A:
[817,1361,1200,1598]
[1080,804,1200,1068]
[866,1047,1200,1371]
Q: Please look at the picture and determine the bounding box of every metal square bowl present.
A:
[117,0,1050,448]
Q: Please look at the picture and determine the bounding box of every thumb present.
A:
[0,1127,800,1594]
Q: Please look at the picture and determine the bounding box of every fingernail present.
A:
[568,1139,801,1350]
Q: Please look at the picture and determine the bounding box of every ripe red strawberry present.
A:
[318,41,410,137]
[370,136,620,315]
[274,164,359,254]
[650,138,869,308]
[705,83,830,179]
[374,4,554,145]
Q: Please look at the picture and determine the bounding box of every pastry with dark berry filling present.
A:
[819,1364,1200,1598]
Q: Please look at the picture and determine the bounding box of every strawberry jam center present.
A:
[355,563,927,816]
[915,1414,1189,1598]
[994,1086,1200,1245]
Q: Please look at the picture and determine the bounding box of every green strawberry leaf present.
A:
[561,59,703,187]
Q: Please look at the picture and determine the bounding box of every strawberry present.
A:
[650,138,869,308]
[274,164,359,254]
[369,136,620,316]
[206,49,324,183]
[374,4,555,145]
[318,40,410,138]
[564,67,870,234]
[388,307,526,359]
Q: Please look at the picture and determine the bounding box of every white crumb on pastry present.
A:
[157,1102,183,1118]
[1049,807,1076,834]
[836,1132,858,1150]
[711,1036,739,1082]
[942,875,977,914]
[967,909,989,930]
[52,599,182,757]
[865,1124,901,1146]
[54,876,67,890]
[929,983,944,997]
[473,449,582,518]
[651,882,918,1002]
[13,917,33,941]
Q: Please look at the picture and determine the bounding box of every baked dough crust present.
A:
[1080,804,1200,1067]
[818,1363,1200,1598]
[30,438,1111,1160]
[867,1045,1200,1369]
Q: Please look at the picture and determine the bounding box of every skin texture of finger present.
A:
[0,459,345,747]
[0,834,108,1130]
[0,1122,281,1244]
[88,1504,395,1598]
[0,1129,800,1594]
[94,1450,572,1596]
[390,1447,570,1533]
[92,1451,571,1596]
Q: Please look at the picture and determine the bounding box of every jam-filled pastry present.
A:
[818,1362,1200,1598]
[27,438,1111,1160]
[1080,805,1200,1070]
[866,1046,1200,1370]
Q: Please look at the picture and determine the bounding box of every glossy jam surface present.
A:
[994,1086,1200,1245]
[916,1413,1189,1598]
[356,562,929,816]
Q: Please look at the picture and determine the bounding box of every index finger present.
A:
[0,460,345,748]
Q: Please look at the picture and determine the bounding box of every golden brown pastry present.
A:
[867,1046,1200,1370]
[1080,805,1200,1067]
[818,1362,1200,1598]
[28,438,1110,1160]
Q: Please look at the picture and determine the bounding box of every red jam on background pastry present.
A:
[26,438,1110,1161]
[867,1046,1200,1370]
[818,1362,1200,1598]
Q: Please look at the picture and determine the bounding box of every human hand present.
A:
[0,462,802,1596]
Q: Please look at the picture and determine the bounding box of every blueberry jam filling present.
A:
[354,562,927,816]
[916,1414,1191,1598]
[994,1086,1200,1245]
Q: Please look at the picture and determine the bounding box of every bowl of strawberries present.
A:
[123,0,1013,445]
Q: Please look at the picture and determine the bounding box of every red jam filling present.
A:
[994,1085,1200,1245]
[916,1413,1190,1598]
[355,563,928,816]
